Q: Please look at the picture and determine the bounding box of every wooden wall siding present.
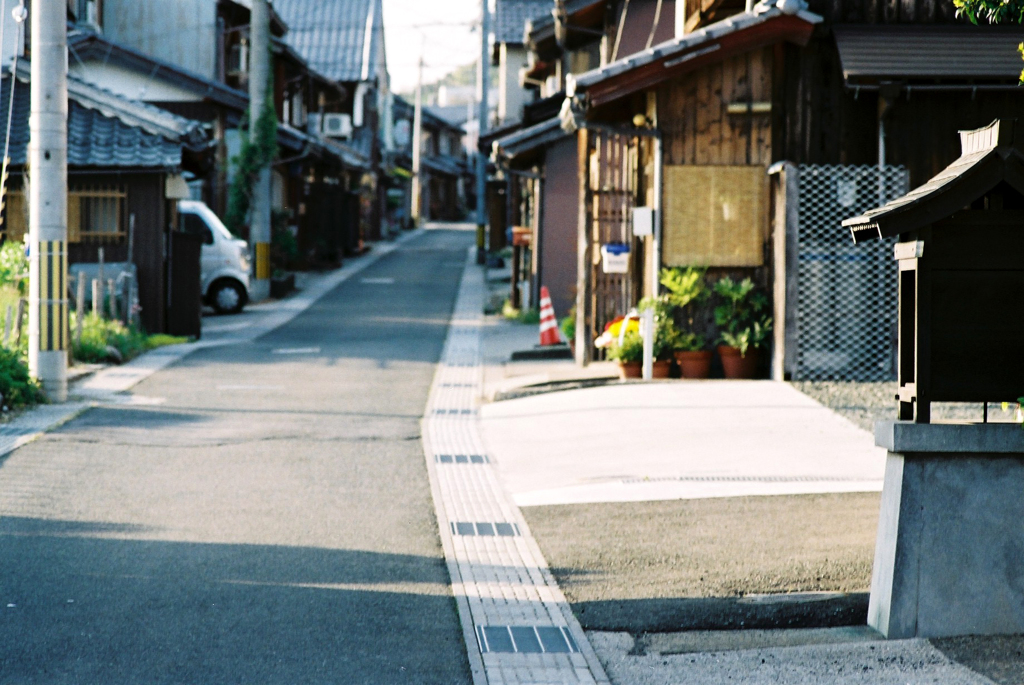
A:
[540,136,580,320]
[776,38,1024,186]
[658,48,773,167]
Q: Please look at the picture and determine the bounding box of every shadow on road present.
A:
[0,516,472,684]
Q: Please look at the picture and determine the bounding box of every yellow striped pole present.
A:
[28,0,68,401]
[254,241,271,281]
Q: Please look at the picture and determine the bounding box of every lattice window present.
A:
[69,187,127,243]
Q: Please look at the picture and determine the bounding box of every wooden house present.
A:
[0,69,212,335]
[555,0,1024,372]
[490,0,675,322]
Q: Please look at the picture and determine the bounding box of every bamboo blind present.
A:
[662,165,767,267]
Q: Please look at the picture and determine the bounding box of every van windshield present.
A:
[195,205,235,241]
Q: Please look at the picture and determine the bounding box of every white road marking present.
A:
[360,277,395,284]
[272,347,320,355]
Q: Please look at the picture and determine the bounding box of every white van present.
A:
[178,200,251,314]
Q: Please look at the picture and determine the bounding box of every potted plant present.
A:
[713,276,773,379]
[638,297,677,378]
[607,329,645,378]
[660,267,712,379]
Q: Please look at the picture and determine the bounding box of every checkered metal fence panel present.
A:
[795,165,909,381]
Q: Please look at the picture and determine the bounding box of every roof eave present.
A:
[572,10,821,108]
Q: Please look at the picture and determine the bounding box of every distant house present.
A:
[391,97,470,224]
[492,0,549,126]
[487,0,675,320]
[90,0,373,263]
[273,0,393,242]
[0,69,212,335]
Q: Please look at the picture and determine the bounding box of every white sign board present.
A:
[632,207,654,237]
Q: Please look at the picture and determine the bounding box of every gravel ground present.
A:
[790,381,1016,432]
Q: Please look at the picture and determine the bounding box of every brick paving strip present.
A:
[422,250,610,685]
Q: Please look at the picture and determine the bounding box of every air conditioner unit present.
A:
[321,113,353,140]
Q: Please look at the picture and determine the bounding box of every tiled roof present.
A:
[0,74,194,169]
[273,0,384,83]
[495,0,552,44]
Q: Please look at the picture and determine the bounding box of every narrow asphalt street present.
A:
[0,228,475,684]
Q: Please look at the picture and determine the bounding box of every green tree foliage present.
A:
[953,0,1024,80]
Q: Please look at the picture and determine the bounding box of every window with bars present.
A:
[0,187,126,243]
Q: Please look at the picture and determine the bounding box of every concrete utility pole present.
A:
[28,0,68,401]
[410,53,423,226]
[475,0,490,264]
[248,0,272,302]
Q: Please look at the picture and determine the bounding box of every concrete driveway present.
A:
[479,380,886,507]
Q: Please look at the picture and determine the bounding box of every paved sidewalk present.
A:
[421,250,610,685]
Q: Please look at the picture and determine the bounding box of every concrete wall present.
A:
[103,0,217,81]
[539,135,578,320]
[498,43,531,125]
[869,433,1024,638]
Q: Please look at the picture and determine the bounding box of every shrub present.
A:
[0,241,28,294]
[560,308,576,342]
[0,346,44,408]
[72,313,147,363]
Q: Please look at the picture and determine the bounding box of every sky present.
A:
[381,0,484,95]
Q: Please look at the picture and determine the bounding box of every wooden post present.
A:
[511,244,521,310]
[3,304,12,346]
[574,127,592,365]
[771,162,800,381]
[75,273,85,343]
[91,278,101,316]
[107,278,117,319]
[15,297,25,346]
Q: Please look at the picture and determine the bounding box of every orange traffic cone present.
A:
[538,286,561,346]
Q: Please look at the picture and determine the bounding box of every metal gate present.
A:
[794,165,909,381]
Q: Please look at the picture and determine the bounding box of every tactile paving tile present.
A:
[422,250,609,685]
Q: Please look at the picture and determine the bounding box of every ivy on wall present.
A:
[225,95,279,236]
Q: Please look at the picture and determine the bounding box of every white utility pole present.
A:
[28,0,68,401]
[248,0,272,302]
[475,0,490,264]
[410,53,424,226]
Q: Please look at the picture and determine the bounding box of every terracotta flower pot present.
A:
[652,360,672,379]
[618,361,642,379]
[674,350,713,379]
[717,345,761,379]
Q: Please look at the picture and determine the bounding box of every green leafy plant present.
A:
[560,308,576,342]
[606,330,645,363]
[660,266,708,310]
[72,313,147,363]
[225,94,279,235]
[952,0,1024,81]
[501,299,540,324]
[0,241,28,295]
[0,346,44,408]
[713,276,772,356]
[638,296,680,360]
[659,266,709,353]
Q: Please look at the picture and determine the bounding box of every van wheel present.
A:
[209,280,246,314]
